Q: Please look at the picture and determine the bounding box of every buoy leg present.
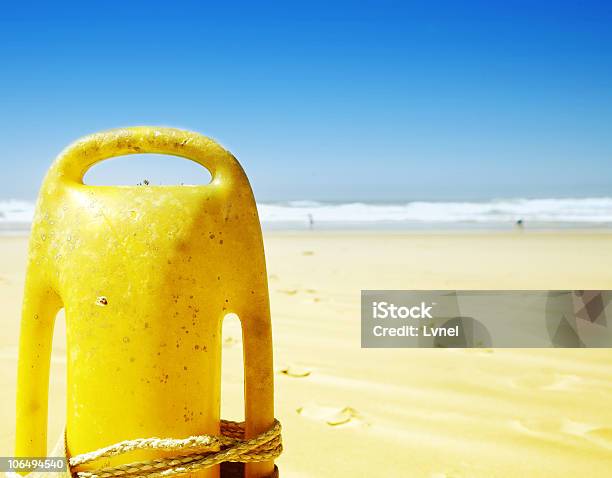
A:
[15,272,62,466]
[241,310,275,478]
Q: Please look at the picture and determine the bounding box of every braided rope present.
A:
[69,420,282,478]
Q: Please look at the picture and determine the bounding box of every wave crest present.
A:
[3,198,612,228]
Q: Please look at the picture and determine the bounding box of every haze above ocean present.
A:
[2,197,612,232]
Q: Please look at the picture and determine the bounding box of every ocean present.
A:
[2,197,612,232]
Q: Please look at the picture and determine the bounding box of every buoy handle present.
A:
[51,126,242,186]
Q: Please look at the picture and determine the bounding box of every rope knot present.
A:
[69,420,282,478]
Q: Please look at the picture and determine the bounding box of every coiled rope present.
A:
[69,420,282,478]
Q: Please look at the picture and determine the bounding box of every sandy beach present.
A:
[2,230,612,477]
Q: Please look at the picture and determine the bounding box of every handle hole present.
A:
[49,308,67,451]
[221,312,245,422]
[83,154,213,186]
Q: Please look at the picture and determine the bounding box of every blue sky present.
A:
[1,1,611,201]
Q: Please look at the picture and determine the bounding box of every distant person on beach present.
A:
[515,219,524,230]
[308,213,314,230]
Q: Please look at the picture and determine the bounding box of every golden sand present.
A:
[2,231,612,477]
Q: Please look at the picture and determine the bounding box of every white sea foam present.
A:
[258,198,612,225]
[2,197,612,230]
[0,200,36,224]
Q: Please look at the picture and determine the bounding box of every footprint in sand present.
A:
[513,417,608,445]
[515,417,590,436]
[542,374,583,391]
[586,427,612,449]
[303,289,322,303]
[278,289,298,295]
[512,417,564,435]
[296,404,367,427]
[293,288,323,304]
[279,364,311,378]
[302,251,314,256]
[464,348,494,354]
[223,336,240,348]
[511,372,582,391]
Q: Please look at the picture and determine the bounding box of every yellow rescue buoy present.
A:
[15,127,278,478]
